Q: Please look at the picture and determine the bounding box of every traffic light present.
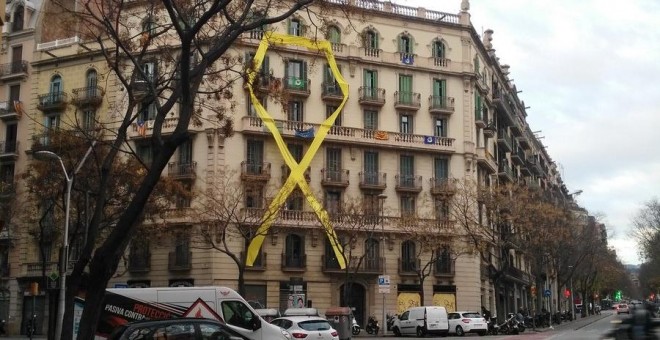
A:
[614,290,622,301]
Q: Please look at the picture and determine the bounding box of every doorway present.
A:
[340,283,366,326]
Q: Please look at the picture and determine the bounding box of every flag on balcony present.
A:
[137,120,146,137]
[402,55,414,65]
[13,100,24,118]
[295,127,315,139]
[424,136,436,144]
[374,131,389,140]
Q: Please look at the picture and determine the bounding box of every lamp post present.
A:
[34,143,96,340]
[569,265,574,321]
[377,193,387,336]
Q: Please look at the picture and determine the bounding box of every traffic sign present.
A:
[378,275,390,294]
[544,289,551,297]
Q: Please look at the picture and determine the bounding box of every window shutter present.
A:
[262,55,269,75]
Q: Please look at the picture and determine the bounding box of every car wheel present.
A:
[393,327,401,337]
[416,326,426,337]
[455,325,465,336]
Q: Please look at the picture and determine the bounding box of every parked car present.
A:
[271,308,339,340]
[447,311,488,336]
[391,306,449,337]
[616,303,630,315]
[108,318,249,340]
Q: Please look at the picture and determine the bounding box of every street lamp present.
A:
[568,265,574,321]
[377,193,387,336]
[33,143,96,340]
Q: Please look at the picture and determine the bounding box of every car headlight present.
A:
[281,328,292,339]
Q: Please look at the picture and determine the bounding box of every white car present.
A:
[271,308,339,340]
[447,311,488,336]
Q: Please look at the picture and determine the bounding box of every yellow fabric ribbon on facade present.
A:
[245,32,349,269]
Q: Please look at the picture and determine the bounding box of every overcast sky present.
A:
[390,0,660,265]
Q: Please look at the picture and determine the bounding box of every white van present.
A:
[88,286,291,340]
[391,306,449,337]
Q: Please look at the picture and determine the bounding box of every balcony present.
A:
[0,101,20,121]
[476,147,497,174]
[398,258,419,276]
[483,123,496,138]
[434,259,455,277]
[281,253,306,272]
[526,178,541,190]
[510,147,526,166]
[395,174,422,193]
[24,262,58,277]
[358,87,386,106]
[168,251,192,271]
[527,157,543,176]
[241,251,267,271]
[321,168,349,188]
[496,129,512,152]
[0,60,28,81]
[497,162,514,182]
[127,252,151,273]
[71,86,104,108]
[283,76,311,97]
[168,162,197,180]
[394,91,421,111]
[321,255,343,273]
[132,75,156,99]
[240,161,271,182]
[517,135,531,150]
[520,163,532,176]
[358,171,386,190]
[432,57,451,68]
[428,95,455,115]
[430,178,455,196]
[281,164,311,183]
[357,256,384,274]
[0,141,18,160]
[505,266,531,283]
[37,92,68,112]
[321,81,344,102]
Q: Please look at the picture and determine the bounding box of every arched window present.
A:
[327,25,341,44]
[142,16,156,36]
[285,234,305,268]
[432,40,446,59]
[289,18,304,36]
[49,75,63,103]
[401,240,417,271]
[398,35,413,54]
[364,30,378,50]
[435,245,452,274]
[364,237,380,271]
[12,5,24,32]
[86,69,98,88]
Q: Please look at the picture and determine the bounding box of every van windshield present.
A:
[222,301,256,330]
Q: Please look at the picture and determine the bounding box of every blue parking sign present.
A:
[544,289,551,297]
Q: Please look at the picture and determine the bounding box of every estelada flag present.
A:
[374,131,389,140]
[136,120,146,137]
[13,100,24,118]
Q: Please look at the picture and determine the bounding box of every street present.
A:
[352,310,660,340]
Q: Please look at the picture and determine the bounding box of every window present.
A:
[245,52,270,77]
[174,233,190,264]
[398,74,413,104]
[401,240,417,271]
[363,69,378,99]
[285,189,303,211]
[178,138,193,165]
[284,234,304,267]
[287,101,304,130]
[136,143,153,165]
[245,186,263,209]
[434,158,449,180]
[436,246,452,273]
[45,114,60,130]
[432,79,447,108]
[435,199,449,219]
[326,105,341,134]
[363,110,378,130]
[399,114,413,134]
[325,191,341,215]
[49,75,63,103]
[221,300,255,330]
[363,151,379,185]
[142,16,156,36]
[288,18,304,36]
[475,93,483,120]
[247,95,267,116]
[323,64,341,94]
[325,147,342,174]
[363,30,378,50]
[285,60,307,90]
[364,238,380,270]
[246,139,264,174]
[398,35,412,54]
[129,237,150,270]
[139,101,157,121]
[400,195,415,215]
[86,69,98,89]
[432,40,446,59]
[474,55,480,73]
[12,5,24,32]
[434,117,447,137]
[82,110,96,130]
[327,25,341,44]
[324,238,341,269]
[175,182,192,208]
[9,85,20,111]
[0,164,14,186]
[399,155,415,186]
[287,143,304,163]
[139,61,156,83]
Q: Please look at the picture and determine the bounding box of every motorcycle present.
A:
[498,314,519,335]
[351,317,361,335]
[386,313,397,331]
[485,315,499,335]
[365,315,379,335]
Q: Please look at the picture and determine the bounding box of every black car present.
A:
[108,318,249,340]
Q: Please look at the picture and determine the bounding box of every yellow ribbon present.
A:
[245,32,348,269]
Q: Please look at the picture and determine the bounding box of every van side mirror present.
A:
[251,315,262,331]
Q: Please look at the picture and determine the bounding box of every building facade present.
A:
[0,0,568,335]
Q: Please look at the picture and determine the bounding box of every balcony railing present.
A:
[281,253,306,271]
[395,174,422,193]
[0,101,19,121]
[497,129,512,152]
[281,164,310,183]
[321,255,343,273]
[357,256,384,274]
[358,87,386,106]
[128,252,151,273]
[430,178,455,196]
[394,91,421,110]
[37,92,68,111]
[240,161,271,181]
[71,86,104,107]
[510,147,526,166]
[168,162,197,179]
[168,251,192,271]
[0,140,18,158]
[398,258,420,275]
[321,81,344,102]
[358,171,386,190]
[25,262,58,277]
[527,157,543,175]
[321,168,349,187]
[434,259,455,277]
[283,76,310,97]
[0,60,28,78]
[429,95,455,114]
[497,162,514,181]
